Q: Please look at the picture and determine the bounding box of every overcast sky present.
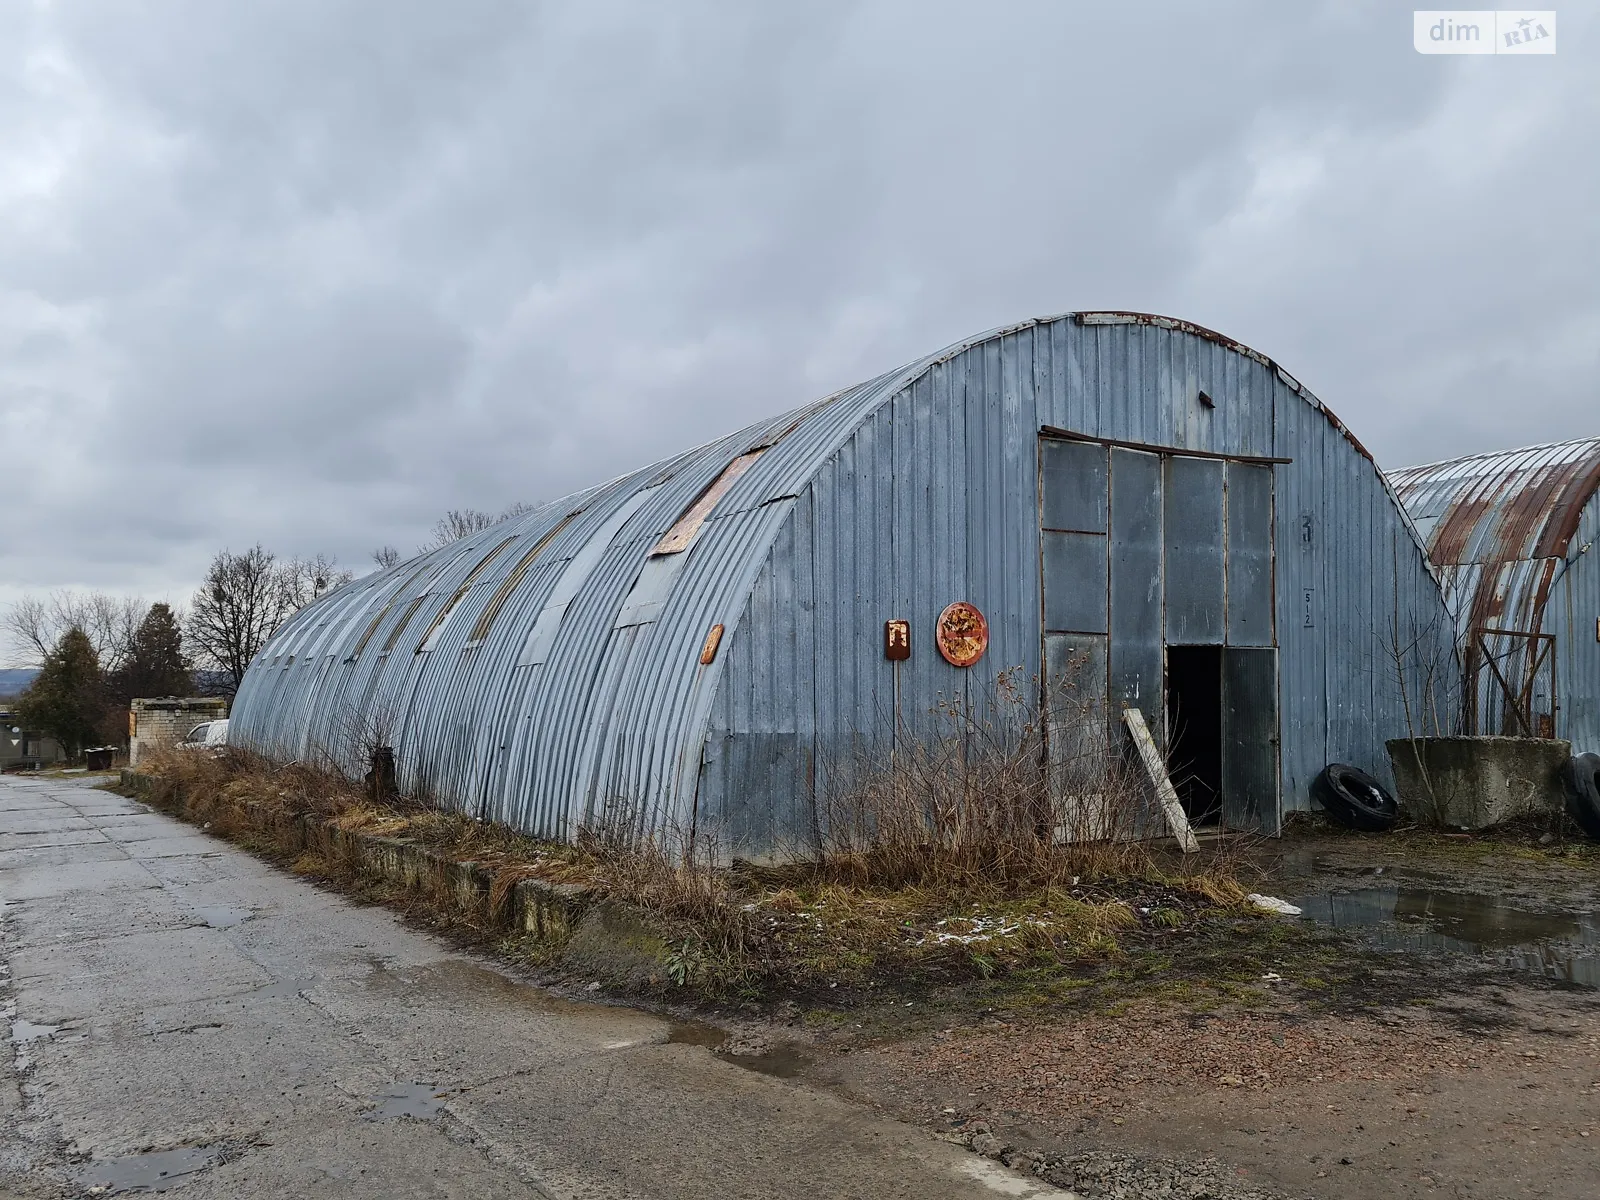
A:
[2,0,1595,661]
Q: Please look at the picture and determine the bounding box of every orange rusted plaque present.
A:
[884,619,911,661]
[935,602,988,667]
[699,623,725,664]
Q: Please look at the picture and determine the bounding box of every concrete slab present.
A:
[454,1042,1011,1200]
[0,856,156,902]
[0,817,98,837]
[304,957,668,1087]
[67,800,149,817]
[87,816,202,842]
[0,840,129,872]
[23,995,389,1159]
[2,883,196,952]
[10,924,271,1018]
[0,830,109,851]
[174,1111,556,1199]
[121,835,229,860]
[0,773,1061,1200]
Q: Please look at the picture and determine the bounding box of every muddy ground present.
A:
[725,826,1600,1199]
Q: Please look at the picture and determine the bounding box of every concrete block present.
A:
[510,878,590,941]
[1386,736,1572,829]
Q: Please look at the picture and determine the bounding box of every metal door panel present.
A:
[1109,448,1163,737]
[1226,462,1274,647]
[1042,531,1108,633]
[1163,457,1226,644]
[1222,647,1279,833]
[1046,632,1108,794]
[1040,439,1108,532]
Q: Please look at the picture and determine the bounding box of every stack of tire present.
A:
[1560,753,1600,840]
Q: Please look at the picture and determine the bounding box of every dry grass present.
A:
[130,680,1257,1002]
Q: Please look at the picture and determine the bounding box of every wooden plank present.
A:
[1122,705,1200,853]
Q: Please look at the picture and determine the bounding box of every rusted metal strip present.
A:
[1039,426,1292,466]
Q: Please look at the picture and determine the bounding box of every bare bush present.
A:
[1383,551,1465,823]
[815,668,1170,892]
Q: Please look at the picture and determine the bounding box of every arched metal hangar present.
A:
[1393,436,1600,754]
[232,312,1454,853]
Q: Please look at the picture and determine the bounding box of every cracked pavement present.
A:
[0,774,1069,1199]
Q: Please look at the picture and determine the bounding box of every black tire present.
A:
[1312,763,1399,833]
[1560,753,1600,841]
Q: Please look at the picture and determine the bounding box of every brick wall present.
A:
[130,697,228,766]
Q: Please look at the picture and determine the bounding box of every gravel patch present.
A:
[1035,1149,1300,1199]
[886,1004,1547,1123]
[952,1120,1302,1199]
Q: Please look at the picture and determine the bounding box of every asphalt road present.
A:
[0,774,1067,1200]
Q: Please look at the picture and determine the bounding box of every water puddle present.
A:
[666,1024,813,1079]
[361,959,591,1012]
[1295,886,1600,987]
[11,1019,59,1043]
[192,906,251,929]
[71,1146,221,1194]
[362,1081,447,1120]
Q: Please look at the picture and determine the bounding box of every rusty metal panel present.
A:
[1392,437,1600,635]
[1393,437,1600,751]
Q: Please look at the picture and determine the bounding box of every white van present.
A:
[178,719,229,750]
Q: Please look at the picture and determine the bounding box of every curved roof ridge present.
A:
[1393,434,1600,484]
[1392,434,1600,569]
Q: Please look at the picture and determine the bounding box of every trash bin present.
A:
[84,746,116,771]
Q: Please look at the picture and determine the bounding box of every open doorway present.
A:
[1165,645,1222,826]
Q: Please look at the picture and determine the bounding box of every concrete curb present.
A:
[120,769,590,944]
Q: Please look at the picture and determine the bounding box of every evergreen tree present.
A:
[110,603,194,705]
[16,627,107,758]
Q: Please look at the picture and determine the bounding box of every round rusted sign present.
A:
[935,602,988,667]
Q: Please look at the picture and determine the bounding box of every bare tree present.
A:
[3,590,145,671]
[371,545,402,569]
[186,547,354,694]
[186,547,295,694]
[281,553,355,610]
[420,502,532,553]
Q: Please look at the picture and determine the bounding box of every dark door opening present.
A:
[1166,645,1222,826]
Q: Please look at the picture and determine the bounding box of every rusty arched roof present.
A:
[1391,436,1600,635]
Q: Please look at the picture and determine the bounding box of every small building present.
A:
[0,709,64,770]
[130,697,229,766]
[232,313,1454,854]
[1392,437,1600,754]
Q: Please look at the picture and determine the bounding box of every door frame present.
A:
[1037,428,1282,833]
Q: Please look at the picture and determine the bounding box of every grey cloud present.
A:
[1,0,1593,650]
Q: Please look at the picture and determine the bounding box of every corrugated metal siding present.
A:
[1392,438,1600,749]
[1548,492,1600,753]
[1392,438,1600,635]
[233,311,1453,850]
[709,314,1450,841]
